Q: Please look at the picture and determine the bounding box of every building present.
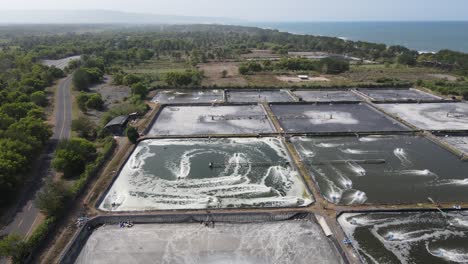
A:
[104,115,129,135]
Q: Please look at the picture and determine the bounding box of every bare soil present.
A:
[198,62,248,86]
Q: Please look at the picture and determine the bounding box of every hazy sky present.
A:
[1,0,468,21]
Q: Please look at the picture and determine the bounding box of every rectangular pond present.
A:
[338,211,468,264]
[356,88,442,102]
[74,218,344,264]
[270,103,408,133]
[440,136,468,155]
[148,105,275,135]
[378,102,468,130]
[152,89,224,104]
[226,89,295,103]
[99,138,313,211]
[293,90,362,102]
[291,135,468,205]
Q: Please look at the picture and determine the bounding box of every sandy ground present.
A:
[90,76,131,109]
[277,76,330,83]
[199,62,248,86]
[428,73,458,81]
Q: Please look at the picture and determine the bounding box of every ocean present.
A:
[251,21,468,53]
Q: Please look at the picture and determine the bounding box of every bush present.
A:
[71,116,97,140]
[131,82,148,99]
[462,90,468,100]
[52,138,97,178]
[122,74,142,86]
[164,70,202,86]
[36,178,70,217]
[77,92,104,111]
[85,94,104,110]
[126,126,139,144]
[72,68,90,91]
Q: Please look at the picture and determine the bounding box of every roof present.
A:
[105,115,129,128]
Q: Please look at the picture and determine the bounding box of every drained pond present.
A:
[291,135,468,205]
[75,219,343,264]
[100,137,313,211]
[148,105,275,135]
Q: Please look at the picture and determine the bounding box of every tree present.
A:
[36,178,70,217]
[131,82,148,98]
[462,90,468,100]
[76,92,89,112]
[85,94,104,110]
[164,71,202,86]
[0,235,22,258]
[30,91,47,106]
[73,68,90,91]
[71,116,97,140]
[238,64,249,75]
[52,138,96,178]
[122,74,142,86]
[126,126,139,144]
[221,70,228,78]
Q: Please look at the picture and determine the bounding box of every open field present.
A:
[198,62,248,86]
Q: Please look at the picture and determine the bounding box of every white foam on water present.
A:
[393,148,412,166]
[347,162,366,176]
[397,169,436,177]
[303,110,360,125]
[346,190,367,205]
[330,166,353,189]
[75,220,343,264]
[312,167,343,203]
[341,148,378,154]
[99,138,313,211]
[316,143,343,148]
[433,178,468,186]
[426,245,468,263]
[358,136,391,142]
[339,213,468,264]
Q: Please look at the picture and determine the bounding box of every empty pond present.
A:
[226,89,294,103]
[148,105,275,135]
[291,135,468,205]
[378,102,468,130]
[356,88,442,102]
[99,138,312,211]
[270,103,407,133]
[440,136,468,155]
[293,90,362,102]
[152,90,224,104]
[338,211,468,264]
[75,219,343,264]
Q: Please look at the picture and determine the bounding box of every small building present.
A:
[104,115,129,135]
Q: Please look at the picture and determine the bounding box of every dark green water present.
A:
[292,135,468,205]
[339,211,468,264]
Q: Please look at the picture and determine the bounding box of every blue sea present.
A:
[251,21,468,53]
